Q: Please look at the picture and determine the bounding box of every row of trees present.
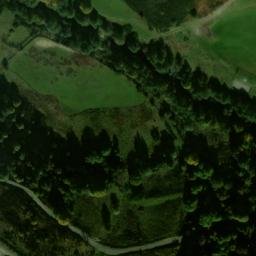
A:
[3,0,256,128]
[0,73,181,239]
[179,126,256,255]
[2,1,256,255]
[0,74,122,218]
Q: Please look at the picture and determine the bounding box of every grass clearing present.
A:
[166,0,256,93]
[71,103,162,157]
[92,0,195,41]
[131,193,182,207]
[9,37,145,114]
[0,7,31,61]
[6,37,159,157]
[0,8,13,37]
[91,0,157,41]
[210,0,256,76]
[167,29,236,84]
[135,198,184,242]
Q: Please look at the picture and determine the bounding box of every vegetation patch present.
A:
[3,1,256,255]
[125,0,194,31]
[9,37,145,114]
[0,8,31,61]
[91,0,156,41]
[136,199,184,241]
[210,0,256,77]
[166,0,256,93]
[0,184,94,256]
[195,0,228,16]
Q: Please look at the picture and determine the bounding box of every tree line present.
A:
[1,1,256,255]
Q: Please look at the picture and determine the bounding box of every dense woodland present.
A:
[0,184,94,256]
[0,0,256,255]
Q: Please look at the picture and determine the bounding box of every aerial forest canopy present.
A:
[0,0,255,255]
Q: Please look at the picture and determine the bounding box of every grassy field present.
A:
[166,0,256,92]
[210,0,256,76]
[0,8,31,62]
[131,193,182,207]
[71,103,164,157]
[91,0,228,43]
[0,8,13,37]
[6,36,162,157]
[92,0,196,41]
[91,0,157,41]
[9,37,145,114]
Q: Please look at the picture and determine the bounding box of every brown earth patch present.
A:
[196,0,228,16]
[199,23,214,37]
[71,52,98,67]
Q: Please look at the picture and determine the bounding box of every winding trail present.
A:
[193,0,236,36]
[197,0,235,25]
[0,179,182,255]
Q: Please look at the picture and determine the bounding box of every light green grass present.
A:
[136,199,183,241]
[91,0,191,41]
[0,7,31,49]
[0,8,13,36]
[91,0,158,41]
[210,0,256,76]
[166,0,256,92]
[7,26,31,46]
[9,37,145,114]
[6,39,159,158]
[131,193,182,207]
[0,8,15,61]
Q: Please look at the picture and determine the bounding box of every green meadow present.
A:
[210,0,256,77]
[166,0,256,92]
[91,0,157,41]
[9,37,145,114]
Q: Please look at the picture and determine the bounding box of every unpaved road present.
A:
[0,179,182,255]
[197,0,236,25]
[164,0,236,36]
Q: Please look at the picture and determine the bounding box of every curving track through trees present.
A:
[0,179,182,255]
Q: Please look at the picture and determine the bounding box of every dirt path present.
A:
[35,37,74,53]
[0,179,182,255]
[198,0,236,25]
[163,0,236,37]
[193,0,236,35]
